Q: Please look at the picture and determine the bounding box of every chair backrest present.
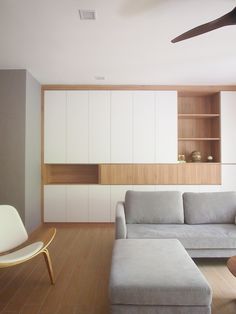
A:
[0,205,28,253]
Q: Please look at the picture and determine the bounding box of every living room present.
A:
[1,0,236,313]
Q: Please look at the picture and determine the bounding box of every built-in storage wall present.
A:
[43,87,236,223]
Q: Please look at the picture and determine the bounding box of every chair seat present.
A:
[0,241,43,264]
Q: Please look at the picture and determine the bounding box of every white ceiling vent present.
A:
[79,10,96,20]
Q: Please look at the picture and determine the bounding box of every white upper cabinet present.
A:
[111,91,133,163]
[133,91,156,163]
[156,91,177,163]
[67,91,89,163]
[89,91,111,163]
[221,92,236,163]
[44,91,66,163]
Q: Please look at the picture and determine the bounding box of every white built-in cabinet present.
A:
[156,91,177,163]
[110,92,133,163]
[89,91,111,163]
[221,91,236,164]
[67,91,89,163]
[44,90,178,164]
[44,91,66,163]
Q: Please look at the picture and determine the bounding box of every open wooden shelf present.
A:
[43,164,99,184]
[179,138,220,141]
[178,92,221,162]
[178,114,220,119]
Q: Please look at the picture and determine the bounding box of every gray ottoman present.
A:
[109,239,212,314]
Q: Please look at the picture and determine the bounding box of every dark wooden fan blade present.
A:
[172,6,236,43]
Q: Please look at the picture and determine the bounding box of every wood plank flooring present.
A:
[0,224,236,314]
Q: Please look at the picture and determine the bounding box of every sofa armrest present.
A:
[115,202,127,239]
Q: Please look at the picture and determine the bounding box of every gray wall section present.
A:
[0,70,26,222]
[0,69,41,232]
[25,71,41,232]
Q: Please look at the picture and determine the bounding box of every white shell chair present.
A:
[0,205,56,284]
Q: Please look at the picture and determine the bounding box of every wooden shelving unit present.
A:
[178,92,221,162]
[43,164,99,184]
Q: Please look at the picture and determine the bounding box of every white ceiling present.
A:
[0,0,236,85]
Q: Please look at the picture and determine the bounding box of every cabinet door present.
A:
[111,91,133,163]
[89,91,110,163]
[156,91,177,163]
[44,91,66,163]
[67,91,89,163]
[222,165,236,190]
[67,185,89,222]
[110,185,131,222]
[133,91,155,163]
[44,185,66,222]
[89,185,110,222]
[221,92,236,163]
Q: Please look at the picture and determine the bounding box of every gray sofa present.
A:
[115,191,236,258]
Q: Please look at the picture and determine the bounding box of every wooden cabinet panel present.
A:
[44,91,66,163]
[89,91,110,163]
[67,91,89,163]
[111,91,133,163]
[67,185,89,222]
[221,92,236,163]
[99,164,220,185]
[133,91,155,163]
[99,164,133,184]
[89,185,111,222]
[44,185,66,222]
[156,91,178,163]
[177,163,221,185]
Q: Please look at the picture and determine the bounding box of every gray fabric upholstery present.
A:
[111,305,211,314]
[188,249,236,258]
[109,239,212,307]
[125,191,184,224]
[115,202,127,239]
[183,191,236,224]
[126,224,236,249]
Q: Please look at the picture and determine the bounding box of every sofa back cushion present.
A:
[125,191,184,224]
[183,191,236,224]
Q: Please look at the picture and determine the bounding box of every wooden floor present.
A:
[1,224,236,314]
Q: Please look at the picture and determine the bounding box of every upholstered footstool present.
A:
[109,239,212,314]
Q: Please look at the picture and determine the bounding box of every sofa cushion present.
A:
[109,239,212,306]
[126,223,236,249]
[183,191,236,224]
[125,191,184,224]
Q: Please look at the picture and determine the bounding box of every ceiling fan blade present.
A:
[172,6,236,43]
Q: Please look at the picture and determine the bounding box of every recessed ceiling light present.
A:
[94,76,105,81]
[79,10,96,20]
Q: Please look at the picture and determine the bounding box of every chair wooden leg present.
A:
[42,249,55,285]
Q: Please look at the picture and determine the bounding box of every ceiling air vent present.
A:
[79,10,96,20]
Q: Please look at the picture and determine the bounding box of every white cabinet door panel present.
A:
[67,91,89,163]
[110,185,131,222]
[133,91,155,163]
[111,91,133,163]
[222,165,236,190]
[67,185,89,222]
[221,92,236,163]
[44,185,66,222]
[44,91,66,163]
[89,91,110,163]
[89,186,111,222]
[156,91,177,163]
[133,185,155,191]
